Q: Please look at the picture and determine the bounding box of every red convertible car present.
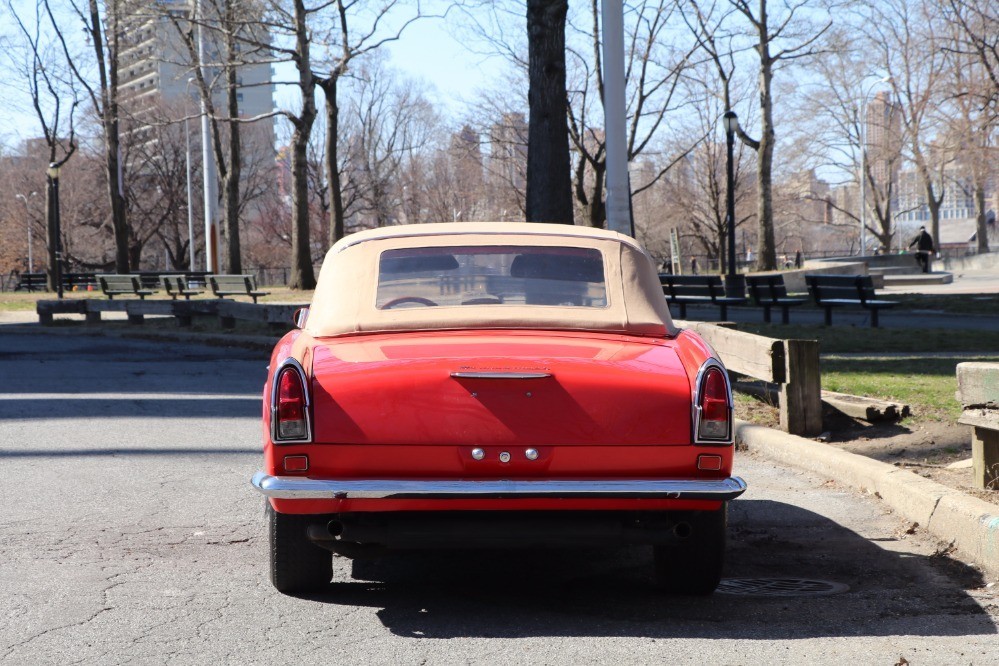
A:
[252,222,745,594]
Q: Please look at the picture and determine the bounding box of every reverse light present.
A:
[271,358,312,444]
[694,360,733,444]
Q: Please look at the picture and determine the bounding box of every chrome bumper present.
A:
[251,472,747,501]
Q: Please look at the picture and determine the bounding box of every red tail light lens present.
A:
[696,364,732,443]
[274,363,310,442]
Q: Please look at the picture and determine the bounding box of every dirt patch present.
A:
[735,398,999,506]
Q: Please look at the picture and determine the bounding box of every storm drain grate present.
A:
[716,578,849,597]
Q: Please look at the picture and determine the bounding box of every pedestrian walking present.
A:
[908,226,935,273]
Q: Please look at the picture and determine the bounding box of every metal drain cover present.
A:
[716,578,849,597]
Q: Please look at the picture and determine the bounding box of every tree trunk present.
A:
[322,77,346,246]
[222,0,242,274]
[755,55,777,271]
[289,124,316,289]
[582,163,606,228]
[976,184,989,253]
[89,0,129,273]
[288,0,317,290]
[923,180,942,256]
[525,0,573,224]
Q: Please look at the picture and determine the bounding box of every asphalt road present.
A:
[1,330,997,664]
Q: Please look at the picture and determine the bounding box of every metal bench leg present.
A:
[719,304,727,320]
[678,303,686,319]
[762,306,772,324]
[86,311,101,324]
[824,307,833,326]
[871,308,879,328]
[781,306,790,325]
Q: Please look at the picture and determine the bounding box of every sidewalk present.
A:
[737,421,999,580]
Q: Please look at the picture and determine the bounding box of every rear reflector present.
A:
[697,454,723,471]
[283,455,309,472]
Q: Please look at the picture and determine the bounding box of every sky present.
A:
[0,3,507,150]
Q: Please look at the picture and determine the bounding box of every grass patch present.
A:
[733,322,999,428]
[0,286,314,311]
[822,355,999,422]
[889,292,999,315]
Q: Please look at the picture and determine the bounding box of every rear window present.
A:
[376,246,608,310]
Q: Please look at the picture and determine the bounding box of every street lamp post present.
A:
[46,163,64,299]
[722,110,744,298]
[185,115,196,271]
[15,192,37,273]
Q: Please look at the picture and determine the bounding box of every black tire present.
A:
[653,506,727,595]
[267,503,332,594]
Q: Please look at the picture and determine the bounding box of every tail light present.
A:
[694,359,732,444]
[271,358,312,443]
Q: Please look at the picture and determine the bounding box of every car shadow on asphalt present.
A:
[291,500,995,639]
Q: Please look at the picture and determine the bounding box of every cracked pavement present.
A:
[1,329,997,664]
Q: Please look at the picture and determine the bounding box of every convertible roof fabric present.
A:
[305,222,677,338]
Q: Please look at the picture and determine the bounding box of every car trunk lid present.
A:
[309,332,692,448]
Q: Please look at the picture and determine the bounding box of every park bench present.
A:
[160,275,204,300]
[209,274,270,304]
[659,274,746,320]
[805,274,897,328]
[96,274,155,300]
[14,272,47,292]
[746,274,808,324]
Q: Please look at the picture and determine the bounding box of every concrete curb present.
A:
[736,420,999,578]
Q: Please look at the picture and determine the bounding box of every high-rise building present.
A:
[864,91,902,199]
[117,0,275,160]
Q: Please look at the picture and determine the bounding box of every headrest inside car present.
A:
[510,253,604,282]
[380,254,459,274]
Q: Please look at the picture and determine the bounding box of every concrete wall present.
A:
[751,261,871,294]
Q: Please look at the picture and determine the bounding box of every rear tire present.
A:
[653,506,726,595]
[267,503,332,594]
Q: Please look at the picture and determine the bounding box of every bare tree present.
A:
[566,0,701,229]
[313,0,430,246]
[684,0,831,270]
[262,0,322,289]
[166,0,279,274]
[944,0,999,117]
[868,0,950,252]
[341,57,437,229]
[54,0,130,273]
[5,0,79,289]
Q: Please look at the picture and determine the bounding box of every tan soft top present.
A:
[305,222,677,338]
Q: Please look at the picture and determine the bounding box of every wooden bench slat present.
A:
[745,274,807,324]
[96,274,155,300]
[805,274,897,327]
[209,274,270,304]
[658,274,746,320]
[160,275,204,301]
